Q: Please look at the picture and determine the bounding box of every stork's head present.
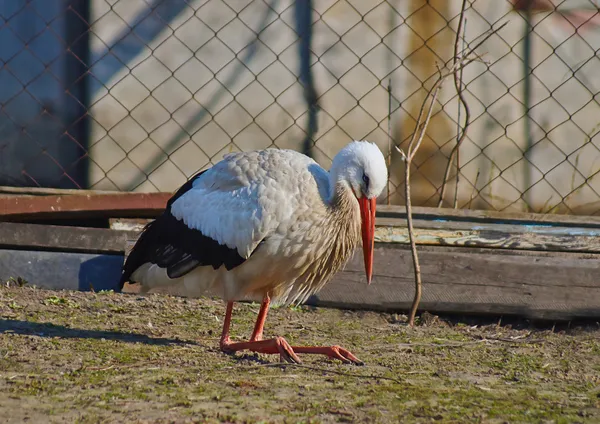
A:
[331,141,388,285]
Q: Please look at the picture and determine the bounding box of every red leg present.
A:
[249,294,270,342]
[219,301,235,347]
[218,297,363,365]
[219,297,301,364]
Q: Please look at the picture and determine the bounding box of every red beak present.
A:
[358,197,377,285]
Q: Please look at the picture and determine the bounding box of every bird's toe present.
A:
[333,345,364,366]
[324,345,362,365]
[274,336,302,364]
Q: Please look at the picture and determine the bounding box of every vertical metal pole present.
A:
[64,0,90,188]
[387,80,392,204]
[523,1,533,211]
[295,0,317,158]
[386,1,398,205]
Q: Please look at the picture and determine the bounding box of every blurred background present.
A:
[0,0,599,214]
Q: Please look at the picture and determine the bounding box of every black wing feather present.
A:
[119,170,247,289]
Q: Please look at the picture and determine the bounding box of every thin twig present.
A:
[454,15,468,209]
[463,21,508,60]
[440,0,470,208]
[468,169,481,209]
[396,6,508,326]
[438,19,509,207]
[410,79,444,158]
[397,70,445,328]
[403,165,420,327]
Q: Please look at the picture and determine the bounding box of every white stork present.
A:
[120,140,387,364]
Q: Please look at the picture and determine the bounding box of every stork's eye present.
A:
[362,173,370,187]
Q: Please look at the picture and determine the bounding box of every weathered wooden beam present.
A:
[0,222,137,254]
[109,218,150,232]
[378,205,600,227]
[0,193,170,221]
[376,218,600,253]
[0,186,123,196]
[3,190,600,230]
[7,212,592,259]
[310,244,600,320]
[121,218,600,255]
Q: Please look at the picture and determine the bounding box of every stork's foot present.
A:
[220,336,301,364]
[218,299,362,365]
[292,345,364,365]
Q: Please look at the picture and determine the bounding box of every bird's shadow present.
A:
[0,319,198,346]
[1,320,308,366]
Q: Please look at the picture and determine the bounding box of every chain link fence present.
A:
[1,0,599,214]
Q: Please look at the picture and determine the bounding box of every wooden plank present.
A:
[0,186,123,196]
[308,244,600,320]
[109,218,149,232]
[0,192,170,221]
[378,205,600,227]
[121,217,600,255]
[15,213,600,257]
[376,218,600,253]
[34,213,600,258]
[0,222,137,254]
[3,190,600,229]
[0,249,123,292]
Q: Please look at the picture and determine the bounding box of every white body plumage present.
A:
[123,141,387,306]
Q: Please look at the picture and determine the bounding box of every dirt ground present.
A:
[0,284,599,423]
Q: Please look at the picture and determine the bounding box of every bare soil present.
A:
[0,284,599,423]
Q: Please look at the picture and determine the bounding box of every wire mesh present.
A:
[1,0,600,214]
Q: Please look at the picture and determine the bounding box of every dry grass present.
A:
[1,284,599,423]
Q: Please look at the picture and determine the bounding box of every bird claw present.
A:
[292,345,364,365]
[273,336,302,364]
[220,336,302,364]
[328,345,364,366]
[220,335,361,365]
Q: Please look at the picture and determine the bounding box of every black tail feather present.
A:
[119,170,209,290]
[119,219,159,289]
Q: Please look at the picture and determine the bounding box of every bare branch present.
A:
[453,7,469,209]
[404,160,421,327]
[398,2,510,326]
[439,19,508,207]
[462,21,508,61]
[468,169,481,209]
[409,75,444,160]
[394,145,407,161]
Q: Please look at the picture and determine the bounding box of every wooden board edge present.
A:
[0,186,124,196]
[0,222,138,254]
[122,223,600,255]
[3,191,600,230]
[0,192,171,221]
[378,205,600,227]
